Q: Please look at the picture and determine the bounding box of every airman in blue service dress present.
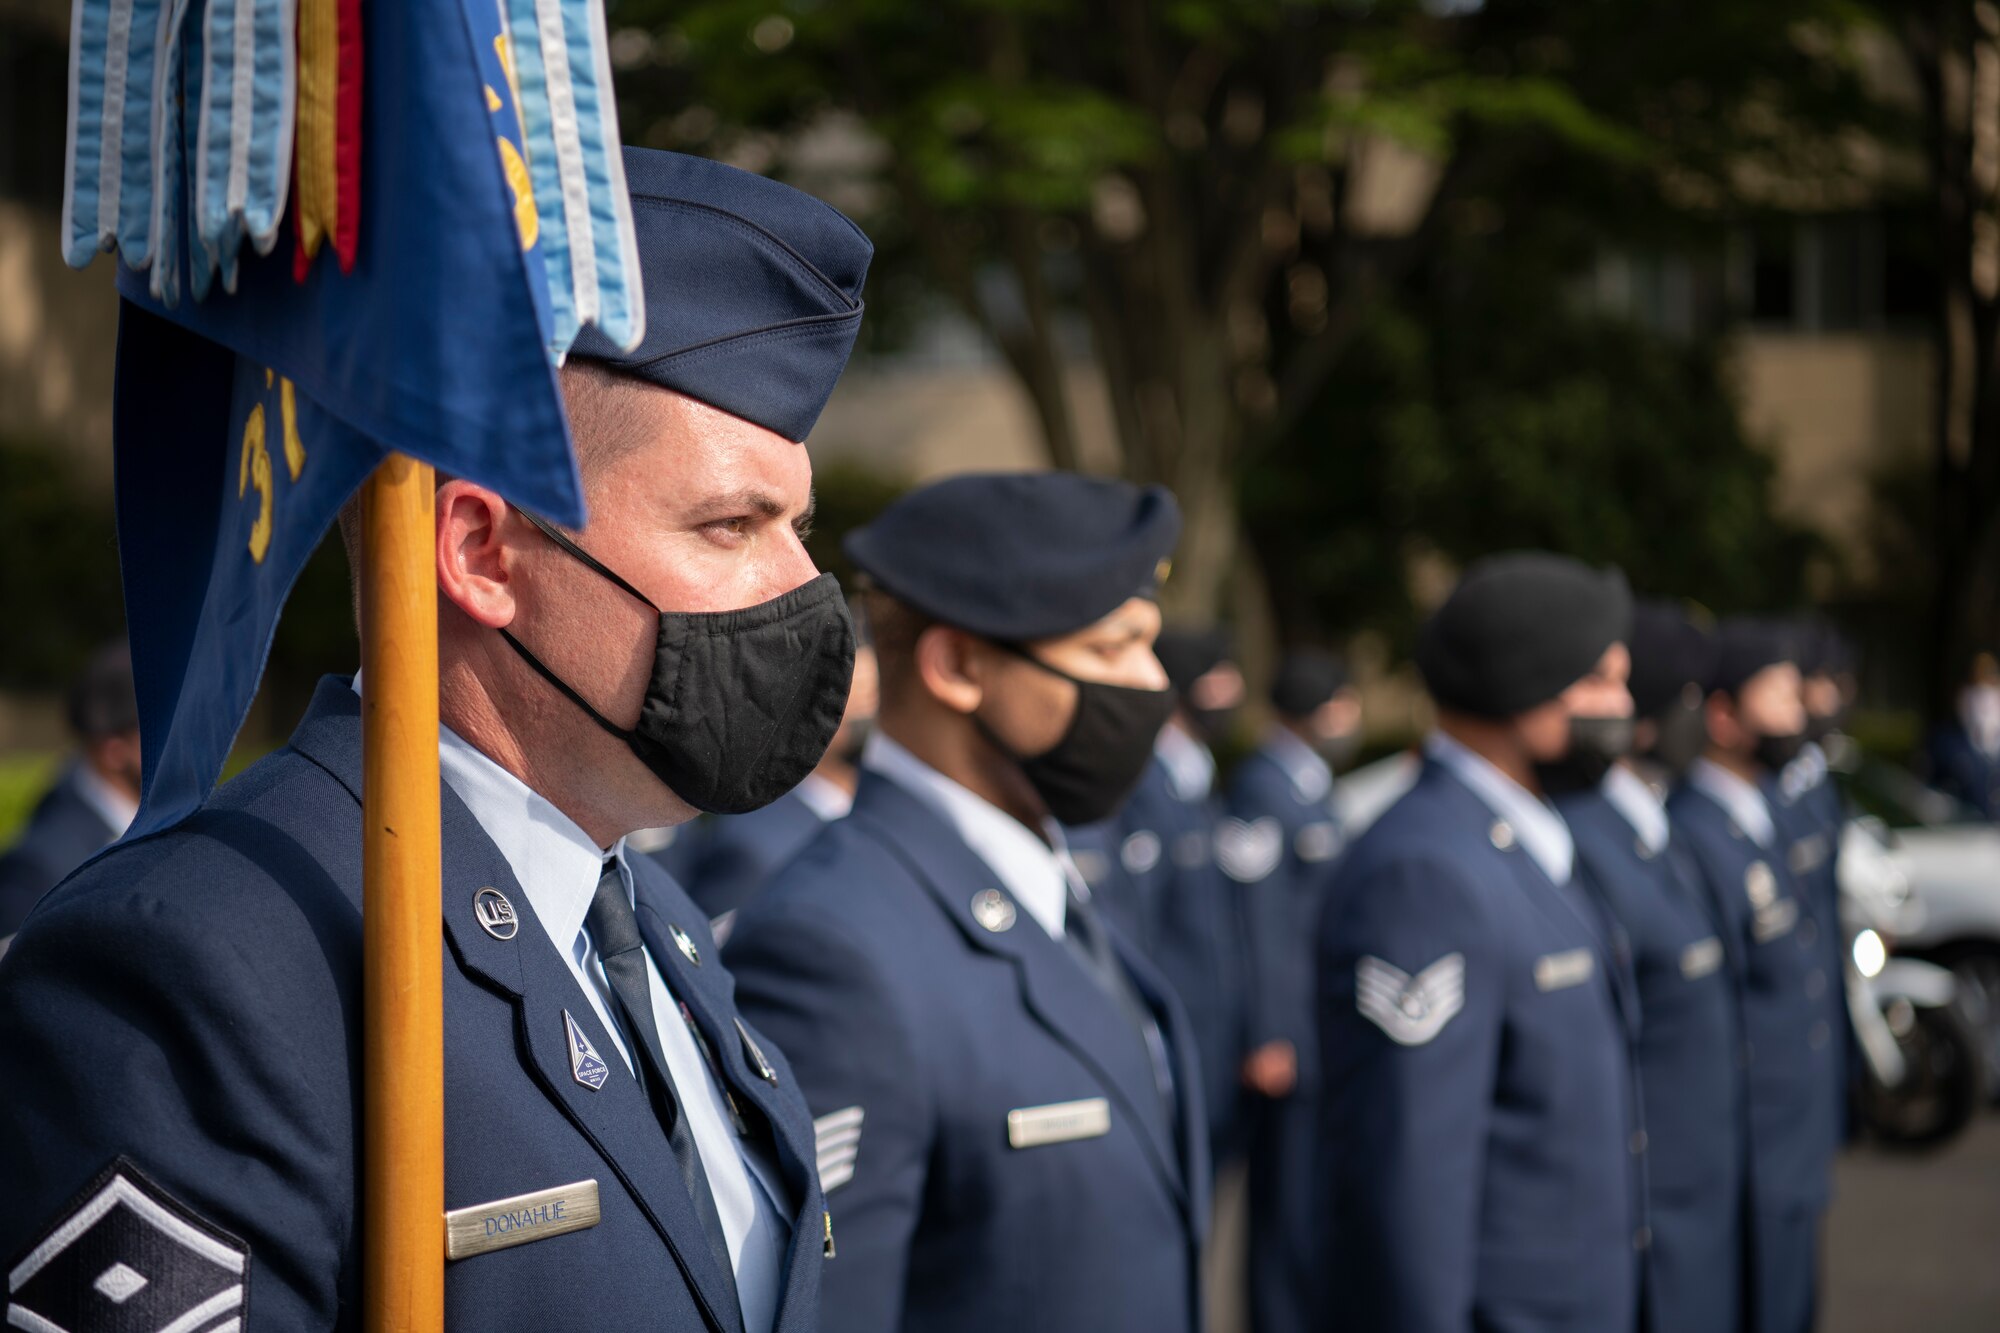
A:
[1554,602,1747,1333]
[1314,554,1642,1333]
[1922,652,2000,819]
[1220,650,1354,1333]
[1668,618,1837,1333]
[0,147,873,1333]
[724,472,1209,1333]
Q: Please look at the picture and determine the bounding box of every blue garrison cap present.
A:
[569,148,873,442]
[845,472,1182,642]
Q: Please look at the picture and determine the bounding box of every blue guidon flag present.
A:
[62,0,644,837]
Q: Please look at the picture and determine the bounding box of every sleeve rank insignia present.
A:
[8,1157,250,1333]
[1355,953,1466,1046]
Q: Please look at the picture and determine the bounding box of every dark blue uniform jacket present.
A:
[1923,723,2000,820]
[1668,780,1838,1333]
[724,770,1208,1333]
[1068,753,1245,1159]
[0,766,119,938]
[0,678,828,1333]
[1560,787,1747,1333]
[1316,759,1641,1333]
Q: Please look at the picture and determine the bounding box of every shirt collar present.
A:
[861,731,1069,940]
[70,762,138,837]
[1424,731,1574,885]
[1689,757,1778,848]
[1601,763,1670,855]
[1154,721,1216,802]
[1264,727,1333,804]
[435,721,629,962]
[791,771,854,822]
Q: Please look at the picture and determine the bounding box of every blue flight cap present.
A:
[845,472,1182,642]
[568,148,873,442]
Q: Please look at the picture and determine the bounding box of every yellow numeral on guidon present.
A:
[237,369,309,565]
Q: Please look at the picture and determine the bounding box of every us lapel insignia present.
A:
[1355,953,1465,1045]
[970,888,1017,933]
[563,1010,611,1091]
[473,886,519,941]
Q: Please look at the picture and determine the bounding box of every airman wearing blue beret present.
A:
[724,471,1209,1333]
[0,148,870,1333]
[1669,618,1839,1333]
[1314,553,1643,1333]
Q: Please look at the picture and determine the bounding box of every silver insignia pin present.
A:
[736,1016,779,1083]
[564,1010,611,1091]
[1489,821,1516,851]
[473,886,519,941]
[669,922,701,967]
[970,888,1017,933]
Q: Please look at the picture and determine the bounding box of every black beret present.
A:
[1707,617,1800,695]
[569,148,873,443]
[1628,601,1717,719]
[1791,617,1852,677]
[1270,650,1350,718]
[67,639,138,739]
[844,472,1181,642]
[1155,627,1233,696]
[1416,552,1632,718]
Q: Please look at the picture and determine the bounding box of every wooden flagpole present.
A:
[358,453,446,1330]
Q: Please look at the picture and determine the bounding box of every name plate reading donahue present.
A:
[1007,1097,1111,1150]
[446,1179,601,1260]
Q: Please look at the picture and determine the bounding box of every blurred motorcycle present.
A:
[1840,819,1987,1148]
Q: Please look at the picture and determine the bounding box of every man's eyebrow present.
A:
[683,489,792,523]
[793,488,818,539]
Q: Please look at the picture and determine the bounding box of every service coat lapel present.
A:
[286,679,746,1333]
[849,774,1190,1213]
[633,886,827,1325]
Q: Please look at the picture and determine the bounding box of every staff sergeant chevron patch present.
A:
[8,1157,250,1333]
[1355,953,1466,1046]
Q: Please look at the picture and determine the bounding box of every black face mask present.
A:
[1534,714,1635,796]
[1752,729,1807,773]
[982,644,1176,827]
[500,511,856,815]
[1647,692,1709,781]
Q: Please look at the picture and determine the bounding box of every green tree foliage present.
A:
[0,439,124,691]
[613,0,1873,617]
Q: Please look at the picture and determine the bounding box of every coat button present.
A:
[1630,1131,1648,1155]
[1633,1227,1652,1252]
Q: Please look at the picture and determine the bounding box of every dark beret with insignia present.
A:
[569,147,873,443]
[1270,650,1350,719]
[1155,627,1234,697]
[1416,552,1632,718]
[844,471,1181,642]
[1627,602,1717,719]
[1707,617,1800,695]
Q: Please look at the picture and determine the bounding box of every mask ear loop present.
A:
[497,507,656,743]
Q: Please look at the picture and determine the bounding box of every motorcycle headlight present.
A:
[1852,928,1888,979]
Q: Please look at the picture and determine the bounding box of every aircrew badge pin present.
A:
[564,1011,611,1091]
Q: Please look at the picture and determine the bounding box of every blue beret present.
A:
[1707,617,1800,694]
[845,472,1182,642]
[569,148,872,442]
[1628,601,1716,718]
[1416,552,1632,718]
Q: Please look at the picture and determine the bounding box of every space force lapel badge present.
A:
[564,1010,611,1091]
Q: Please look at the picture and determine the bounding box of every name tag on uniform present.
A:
[1753,898,1800,943]
[445,1180,600,1260]
[1006,1098,1111,1150]
[1533,948,1595,992]
[1680,936,1725,981]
